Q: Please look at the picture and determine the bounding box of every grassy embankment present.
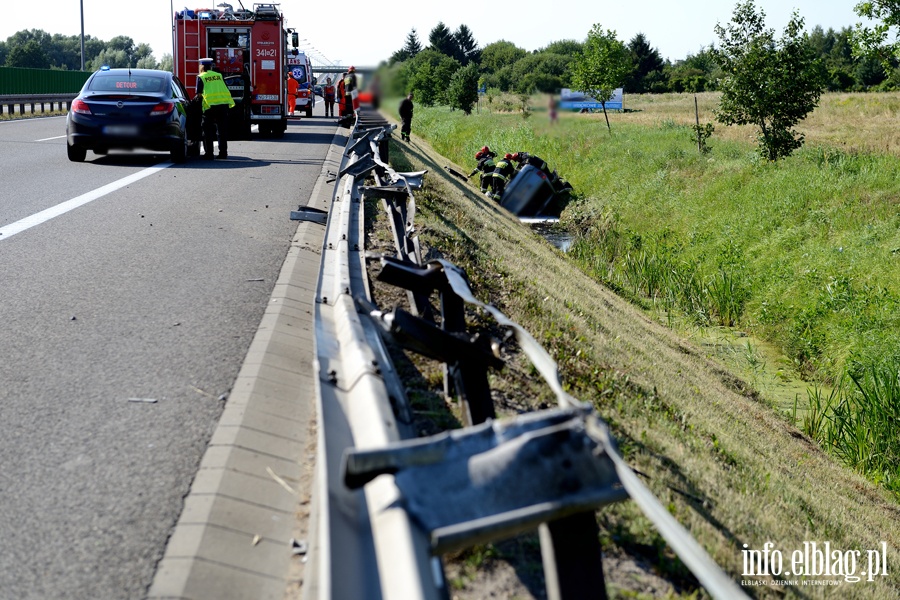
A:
[387,91,900,497]
[377,93,900,598]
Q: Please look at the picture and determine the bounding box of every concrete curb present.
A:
[147,125,347,600]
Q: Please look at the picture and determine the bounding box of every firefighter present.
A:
[511,152,552,178]
[343,66,358,115]
[323,77,336,117]
[287,73,299,116]
[468,146,496,194]
[196,58,235,159]
[337,75,347,117]
[488,152,516,202]
[399,92,414,142]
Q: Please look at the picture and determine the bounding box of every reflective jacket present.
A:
[197,70,235,111]
[343,72,357,93]
[492,158,516,182]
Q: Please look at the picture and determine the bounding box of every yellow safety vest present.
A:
[198,70,235,111]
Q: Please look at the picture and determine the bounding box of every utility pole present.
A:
[80,0,85,71]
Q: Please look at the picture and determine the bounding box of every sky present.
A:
[1,1,873,69]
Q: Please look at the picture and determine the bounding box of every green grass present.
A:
[381,126,900,598]
[384,94,900,499]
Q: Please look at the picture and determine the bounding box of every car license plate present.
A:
[103,125,139,136]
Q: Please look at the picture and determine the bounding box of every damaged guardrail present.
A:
[295,108,750,600]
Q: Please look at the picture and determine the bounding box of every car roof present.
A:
[93,68,170,77]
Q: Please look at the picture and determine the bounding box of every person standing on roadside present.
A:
[196,58,235,159]
[287,73,299,116]
[343,66,358,116]
[323,77,336,117]
[399,92,414,142]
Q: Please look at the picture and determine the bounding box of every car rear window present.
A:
[88,74,167,93]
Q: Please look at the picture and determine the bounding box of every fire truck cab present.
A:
[174,3,291,138]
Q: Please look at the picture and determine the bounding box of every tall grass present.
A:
[384,92,900,495]
[800,365,900,494]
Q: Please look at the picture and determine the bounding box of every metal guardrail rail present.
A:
[0,94,75,116]
[296,107,751,600]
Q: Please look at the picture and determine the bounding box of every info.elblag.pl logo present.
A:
[741,541,890,587]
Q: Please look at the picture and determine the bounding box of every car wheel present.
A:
[67,142,87,162]
[171,132,187,163]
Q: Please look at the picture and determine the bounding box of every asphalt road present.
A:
[0,107,337,599]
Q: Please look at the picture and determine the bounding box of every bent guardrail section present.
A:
[300,107,750,600]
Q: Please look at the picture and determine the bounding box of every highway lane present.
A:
[0,108,338,599]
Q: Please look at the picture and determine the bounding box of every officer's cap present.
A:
[199,57,215,65]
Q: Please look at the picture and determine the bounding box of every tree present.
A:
[625,33,666,93]
[538,40,583,58]
[6,39,50,68]
[570,24,630,132]
[402,48,460,106]
[429,22,457,58]
[712,1,826,161]
[448,63,479,114]
[666,47,720,93]
[511,52,573,93]
[453,25,480,65]
[852,0,900,68]
[404,28,423,57]
[159,53,174,73]
[390,28,422,65]
[480,40,526,76]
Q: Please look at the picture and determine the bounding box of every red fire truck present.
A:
[173,3,292,138]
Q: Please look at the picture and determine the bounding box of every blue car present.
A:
[66,67,195,163]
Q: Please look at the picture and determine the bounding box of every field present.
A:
[379,91,900,598]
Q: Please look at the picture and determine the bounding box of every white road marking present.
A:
[0,163,172,241]
[36,135,67,141]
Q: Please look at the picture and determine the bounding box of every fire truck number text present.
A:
[255,48,277,58]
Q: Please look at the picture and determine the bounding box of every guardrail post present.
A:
[439,284,495,426]
[539,512,608,600]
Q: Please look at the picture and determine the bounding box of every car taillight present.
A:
[149,102,175,116]
[72,99,91,115]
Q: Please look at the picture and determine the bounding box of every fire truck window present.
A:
[208,32,248,49]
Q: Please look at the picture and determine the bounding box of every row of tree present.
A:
[0,29,171,71]
[382,1,900,163]
[382,12,900,104]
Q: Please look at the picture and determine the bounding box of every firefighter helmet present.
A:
[504,153,513,161]
[348,65,356,72]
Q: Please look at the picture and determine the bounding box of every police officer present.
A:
[196,58,235,159]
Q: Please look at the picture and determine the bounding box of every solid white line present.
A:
[36,135,66,141]
[0,162,172,241]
